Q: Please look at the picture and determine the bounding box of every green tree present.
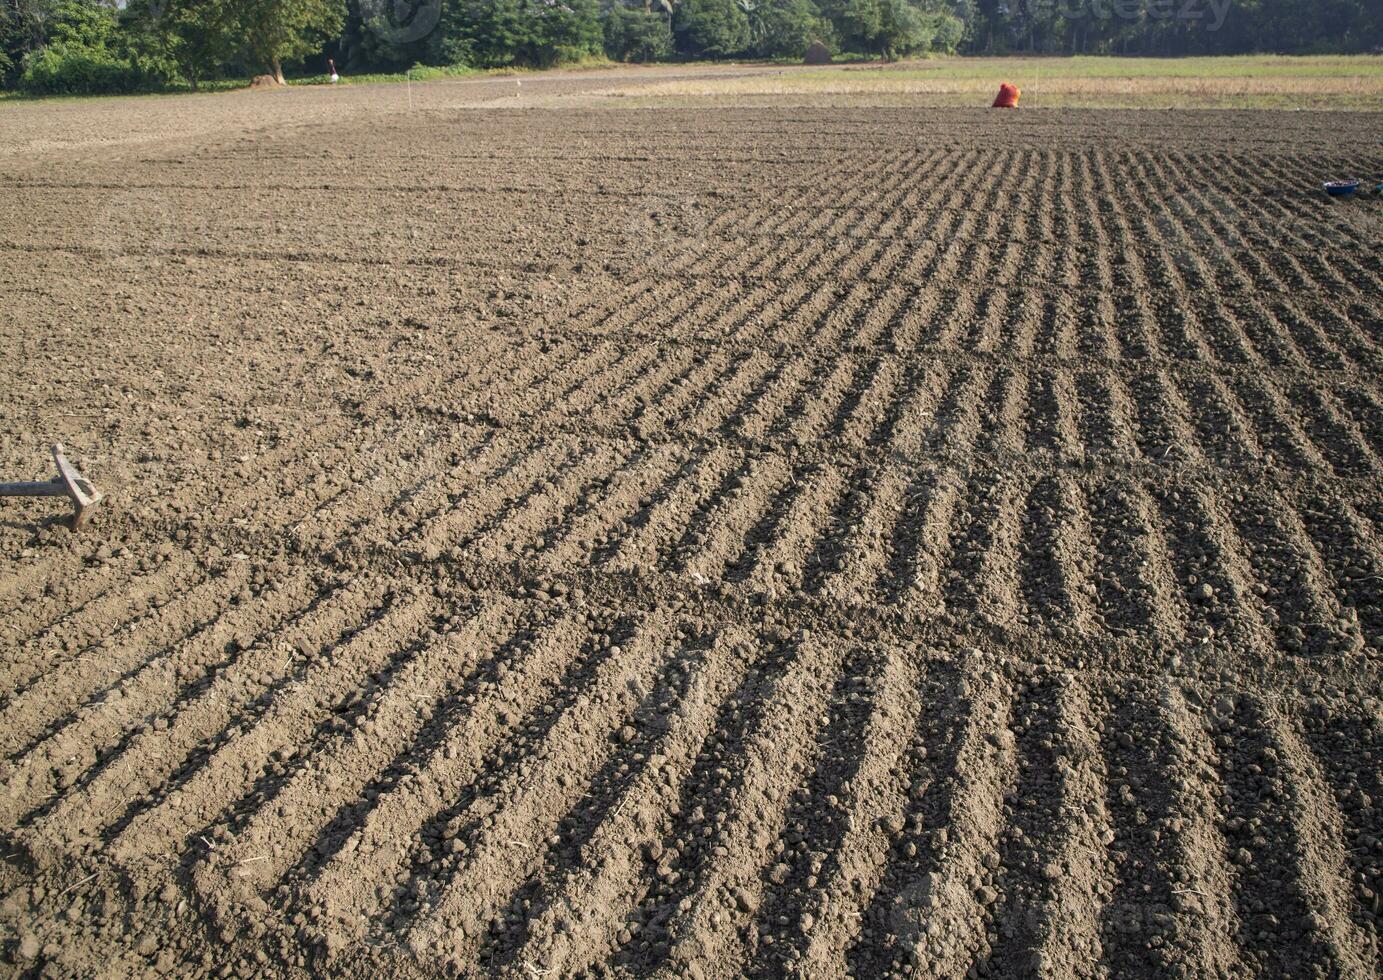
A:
[535,0,601,64]
[820,0,877,52]
[125,0,237,88]
[435,0,600,68]
[748,0,830,58]
[673,0,748,57]
[876,0,927,58]
[604,2,672,61]
[2,0,58,85]
[820,0,959,57]
[926,7,961,52]
[17,0,176,93]
[820,0,906,57]
[434,0,520,65]
[229,0,344,83]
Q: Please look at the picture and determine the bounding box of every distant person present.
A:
[992,82,1020,108]
[329,58,340,84]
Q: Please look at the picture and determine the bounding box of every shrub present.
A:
[15,0,177,95]
[21,39,171,94]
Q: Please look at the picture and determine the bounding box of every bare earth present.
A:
[1,66,1382,978]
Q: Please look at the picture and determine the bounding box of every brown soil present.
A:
[1,69,1382,978]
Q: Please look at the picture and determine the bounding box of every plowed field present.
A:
[1,72,1382,978]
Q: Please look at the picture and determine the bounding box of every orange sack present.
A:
[992,82,1020,108]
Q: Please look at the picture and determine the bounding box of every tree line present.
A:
[2,0,1379,95]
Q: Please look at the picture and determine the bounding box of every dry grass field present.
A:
[584,55,1383,109]
[0,63,1381,978]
